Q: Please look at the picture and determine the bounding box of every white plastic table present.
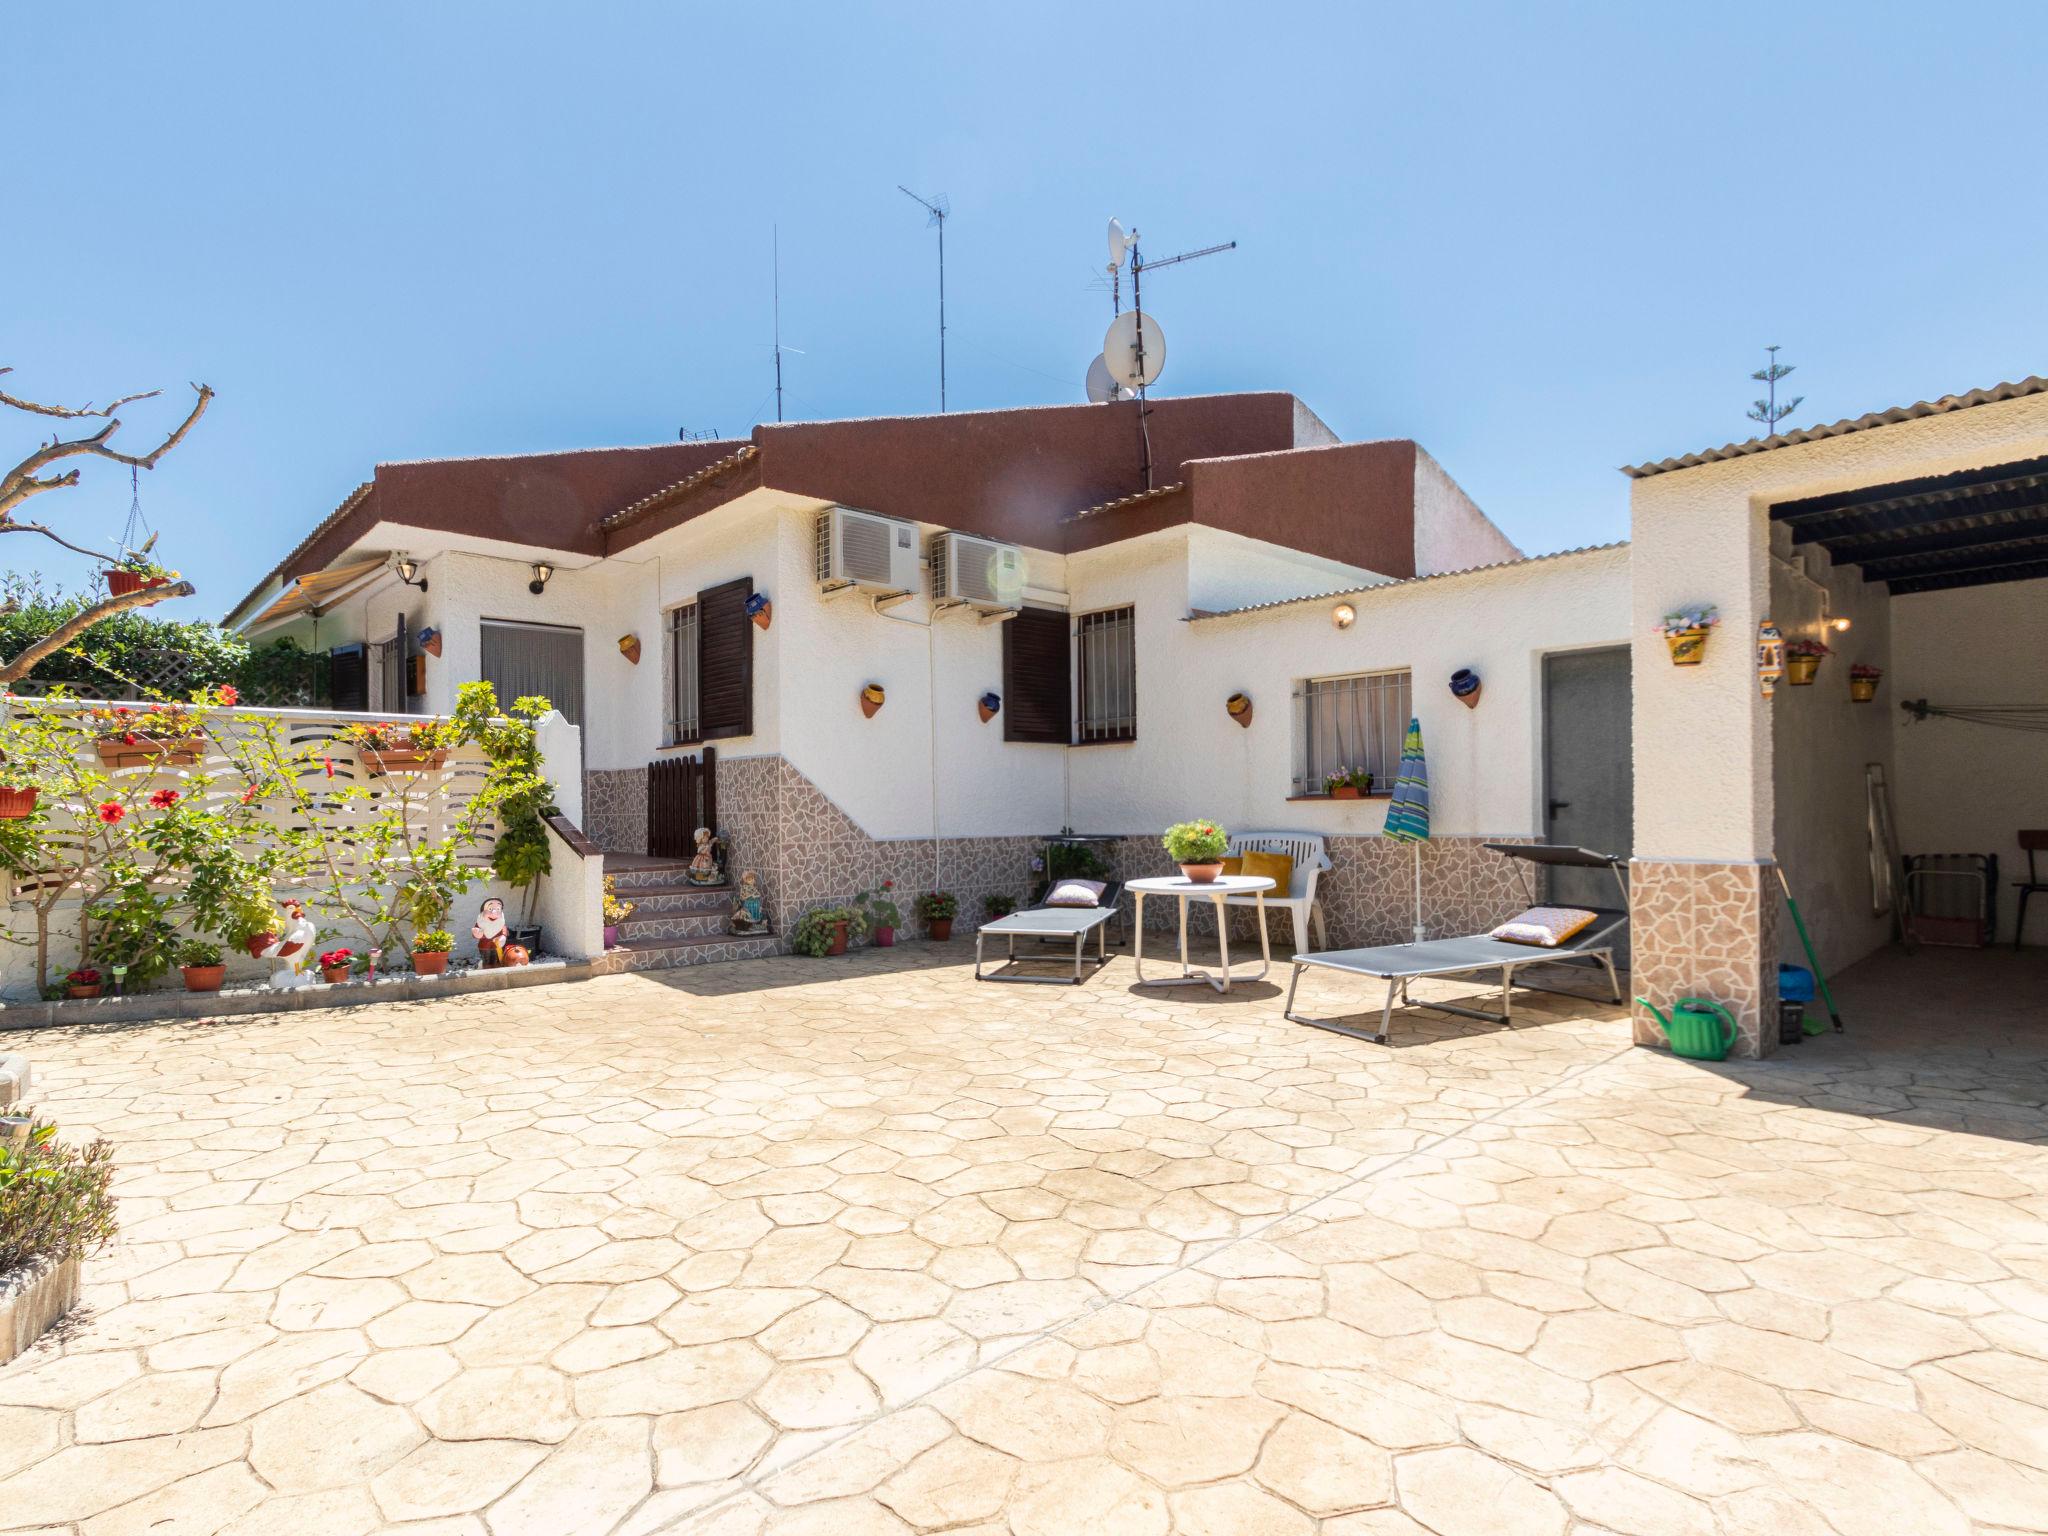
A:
[1128,874,1275,993]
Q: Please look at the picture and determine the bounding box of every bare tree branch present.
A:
[0,580,197,683]
[0,382,214,525]
[0,368,163,420]
[0,519,123,563]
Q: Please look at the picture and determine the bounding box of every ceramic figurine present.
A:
[472,896,509,966]
[686,827,725,887]
[260,900,319,990]
[1756,619,1785,700]
[500,943,531,967]
[730,870,767,935]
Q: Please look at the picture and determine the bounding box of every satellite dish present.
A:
[1107,218,1130,273]
[1102,310,1166,390]
[1085,354,1127,404]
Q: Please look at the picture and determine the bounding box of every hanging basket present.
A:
[0,787,37,819]
[1665,628,1709,665]
[95,735,204,768]
[106,569,145,597]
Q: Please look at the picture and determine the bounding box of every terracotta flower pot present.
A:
[321,965,351,985]
[1179,862,1224,883]
[412,951,450,976]
[181,965,226,994]
[360,747,448,775]
[977,702,998,724]
[873,926,895,947]
[927,918,953,942]
[107,569,145,596]
[1330,786,1361,800]
[750,599,773,630]
[67,984,102,1000]
[0,787,37,819]
[1665,627,1709,665]
[825,921,849,956]
[94,735,203,768]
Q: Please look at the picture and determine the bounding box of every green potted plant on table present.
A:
[793,905,861,957]
[178,940,225,994]
[856,880,901,946]
[412,929,454,976]
[916,890,958,942]
[1162,820,1229,883]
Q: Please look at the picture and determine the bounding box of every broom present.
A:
[1772,864,1844,1033]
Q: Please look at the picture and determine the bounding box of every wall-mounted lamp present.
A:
[1829,615,1852,632]
[528,562,555,596]
[1331,602,1357,630]
[396,557,429,593]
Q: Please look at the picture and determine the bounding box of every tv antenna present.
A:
[898,186,950,411]
[678,426,720,442]
[1098,218,1236,487]
[1747,344,1803,436]
[768,225,806,424]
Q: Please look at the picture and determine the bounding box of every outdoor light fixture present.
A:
[1331,602,1357,630]
[1830,616,1852,632]
[395,557,428,593]
[528,562,554,596]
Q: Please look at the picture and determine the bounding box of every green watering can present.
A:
[1636,996,1738,1061]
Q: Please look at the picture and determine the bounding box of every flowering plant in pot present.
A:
[1655,606,1719,665]
[916,890,958,941]
[1322,766,1373,799]
[793,905,860,957]
[411,929,453,976]
[86,700,206,767]
[983,892,1018,922]
[340,717,456,775]
[1162,820,1229,882]
[106,537,178,596]
[601,876,635,948]
[1848,663,1883,703]
[178,939,226,994]
[1784,637,1829,685]
[317,948,354,984]
[63,967,103,1000]
[856,880,901,946]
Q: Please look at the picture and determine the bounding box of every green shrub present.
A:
[0,1118,119,1274]
[177,939,222,967]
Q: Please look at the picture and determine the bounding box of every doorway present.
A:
[480,620,586,727]
[1542,647,1633,916]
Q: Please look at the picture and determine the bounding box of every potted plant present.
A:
[1322,767,1373,799]
[106,538,177,597]
[983,892,1018,922]
[87,701,206,768]
[793,905,858,957]
[63,968,102,1000]
[0,1118,118,1363]
[178,939,226,994]
[1849,663,1883,703]
[0,782,36,820]
[1162,820,1229,883]
[318,947,354,985]
[1784,637,1829,686]
[412,929,453,976]
[916,891,958,942]
[342,718,452,775]
[857,880,901,946]
[601,877,635,948]
[1656,606,1719,666]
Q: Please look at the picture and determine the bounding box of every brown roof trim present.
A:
[598,444,760,535]
[1621,376,2048,479]
[1187,541,1629,621]
[1060,482,1187,525]
[222,480,375,626]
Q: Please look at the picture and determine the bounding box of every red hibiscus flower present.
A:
[239,785,261,804]
[216,685,239,705]
[149,788,180,809]
[122,732,138,746]
[323,757,336,778]
[96,801,124,825]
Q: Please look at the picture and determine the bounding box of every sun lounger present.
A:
[973,882,1123,985]
[1282,844,1627,1043]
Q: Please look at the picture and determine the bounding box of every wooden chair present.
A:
[2016,831,2048,950]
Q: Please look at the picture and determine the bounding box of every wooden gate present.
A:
[649,747,717,860]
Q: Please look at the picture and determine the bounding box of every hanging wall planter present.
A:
[618,633,642,665]
[94,735,203,769]
[746,592,773,630]
[1226,692,1253,728]
[1849,665,1882,702]
[977,691,1001,724]
[419,627,443,658]
[1657,606,1719,666]
[1784,642,1828,686]
[1449,669,1481,709]
[860,684,886,719]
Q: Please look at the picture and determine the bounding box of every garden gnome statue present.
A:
[260,900,319,990]
[686,827,724,887]
[730,870,767,935]
[472,897,509,967]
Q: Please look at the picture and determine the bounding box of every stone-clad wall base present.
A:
[584,768,648,856]
[1630,859,1777,1059]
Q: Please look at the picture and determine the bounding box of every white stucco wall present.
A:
[1184,525,1386,615]
[1891,575,2048,945]
[1631,390,2048,865]
[1412,447,1522,576]
[1768,537,1895,976]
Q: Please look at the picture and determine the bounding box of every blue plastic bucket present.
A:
[1778,964,1816,1004]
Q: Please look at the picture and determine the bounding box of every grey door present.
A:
[480,620,585,726]
[1542,648,1632,919]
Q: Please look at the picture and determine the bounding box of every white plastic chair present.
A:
[1223,831,1333,955]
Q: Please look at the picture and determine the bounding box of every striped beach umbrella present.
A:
[1382,717,1431,941]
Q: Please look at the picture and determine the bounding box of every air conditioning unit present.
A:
[814,507,919,596]
[929,531,1024,613]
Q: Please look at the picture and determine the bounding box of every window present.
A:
[1298,670,1410,793]
[1076,605,1136,743]
[1002,604,1071,744]
[695,576,755,740]
[666,603,699,744]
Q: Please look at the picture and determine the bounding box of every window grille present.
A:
[666,604,699,745]
[1296,670,1411,792]
[1076,606,1136,742]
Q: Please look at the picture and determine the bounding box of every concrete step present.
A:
[614,932,780,971]
[604,859,702,892]
[618,910,734,941]
[611,884,738,916]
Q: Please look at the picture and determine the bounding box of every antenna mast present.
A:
[773,225,785,423]
[898,186,950,411]
[1747,344,1803,436]
[1104,222,1236,489]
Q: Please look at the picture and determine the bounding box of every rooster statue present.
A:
[258,900,319,990]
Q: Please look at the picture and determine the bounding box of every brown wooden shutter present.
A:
[1002,605,1070,744]
[696,576,754,740]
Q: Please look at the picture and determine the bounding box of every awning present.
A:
[244,556,389,627]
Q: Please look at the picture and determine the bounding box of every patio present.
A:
[2,943,2045,1535]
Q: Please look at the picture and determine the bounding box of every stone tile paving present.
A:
[2,943,2045,1534]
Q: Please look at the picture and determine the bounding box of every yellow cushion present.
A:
[1218,856,1243,876]
[1489,906,1597,948]
[1238,850,1295,893]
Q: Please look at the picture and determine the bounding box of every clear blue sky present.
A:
[7,3,2046,621]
